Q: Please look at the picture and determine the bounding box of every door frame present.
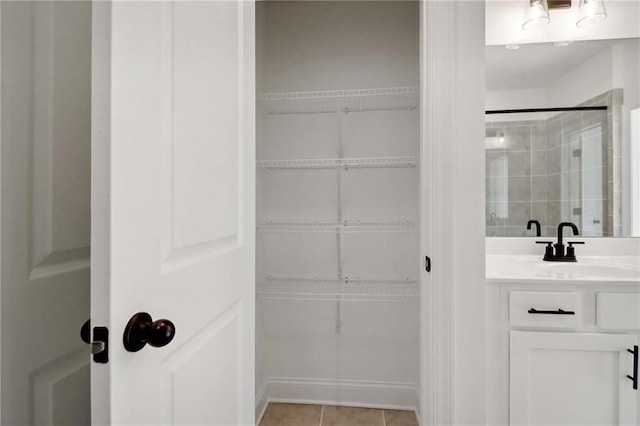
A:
[419,1,486,424]
[0,1,487,424]
[0,4,3,422]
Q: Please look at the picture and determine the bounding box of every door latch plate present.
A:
[81,320,109,363]
[92,326,109,363]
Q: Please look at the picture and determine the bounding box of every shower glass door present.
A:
[485,106,610,237]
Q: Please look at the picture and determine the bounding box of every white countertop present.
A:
[486,238,640,283]
[486,254,640,283]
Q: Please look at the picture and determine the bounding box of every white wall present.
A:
[452,2,487,423]
[486,88,550,121]
[255,2,268,410]
[487,38,639,113]
[486,88,547,109]
[546,44,614,107]
[260,1,419,92]
[613,38,640,111]
[485,44,614,114]
[631,108,640,236]
[615,39,640,234]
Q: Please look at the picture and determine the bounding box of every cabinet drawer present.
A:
[597,293,640,330]
[509,291,582,328]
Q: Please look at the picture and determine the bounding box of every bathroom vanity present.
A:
[486,238,640,425]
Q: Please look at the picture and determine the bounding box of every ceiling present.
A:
[486,39,617,90]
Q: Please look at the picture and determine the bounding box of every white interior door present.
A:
[1,2,92,424]
[91,1,255,424]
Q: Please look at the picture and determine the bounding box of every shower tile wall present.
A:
[486,121,547,237]
[582,89,623,236]
[486,89,621,237]
[545,109,608,237]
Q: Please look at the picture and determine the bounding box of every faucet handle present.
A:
[565,241,584,261]
[536,241,555,260]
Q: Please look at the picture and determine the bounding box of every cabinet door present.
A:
[511,331,638,426]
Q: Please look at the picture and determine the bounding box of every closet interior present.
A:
[255,1,421,419]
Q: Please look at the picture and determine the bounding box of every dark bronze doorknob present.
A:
[81,319,91,344]
[123,312,175,352]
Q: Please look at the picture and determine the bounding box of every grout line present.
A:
[319,405,324,426]
[382,409,386,426]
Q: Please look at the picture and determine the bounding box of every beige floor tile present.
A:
[260,403,322,426]
[321,405,384,426]
[384,410,418,426]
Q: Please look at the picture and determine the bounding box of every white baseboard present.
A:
[255,377,419,425]
[255,380,269,425]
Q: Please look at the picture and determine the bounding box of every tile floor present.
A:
[259,403,418,426]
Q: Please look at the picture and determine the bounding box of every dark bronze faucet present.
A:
[526,219,541,237]
[536,222,584,262]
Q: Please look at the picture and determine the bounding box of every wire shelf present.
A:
[258,87,419,115]
[257,277,419,302]
[256,221,419,234]
[256,156,419,170]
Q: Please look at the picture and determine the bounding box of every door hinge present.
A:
[425,256,431,273]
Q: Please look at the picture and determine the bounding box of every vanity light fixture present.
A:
[522,0,550,30]
[576,0,607,27]
[522,0,607,31]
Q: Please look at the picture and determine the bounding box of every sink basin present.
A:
[533,262,640,280]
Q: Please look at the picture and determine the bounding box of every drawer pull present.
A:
[628,345,638,390]
[528,308,575,315]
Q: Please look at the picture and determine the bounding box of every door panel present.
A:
[511,331,638,426]
[169,2,240,251]
[1,2,92,424]
[162,1,242,271]
[91,2,255,424]
[166,302,242,425]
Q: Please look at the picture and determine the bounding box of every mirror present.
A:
[485,38,640,237]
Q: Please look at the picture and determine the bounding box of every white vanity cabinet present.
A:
[511,330,637,425]
[486,283,640,426]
